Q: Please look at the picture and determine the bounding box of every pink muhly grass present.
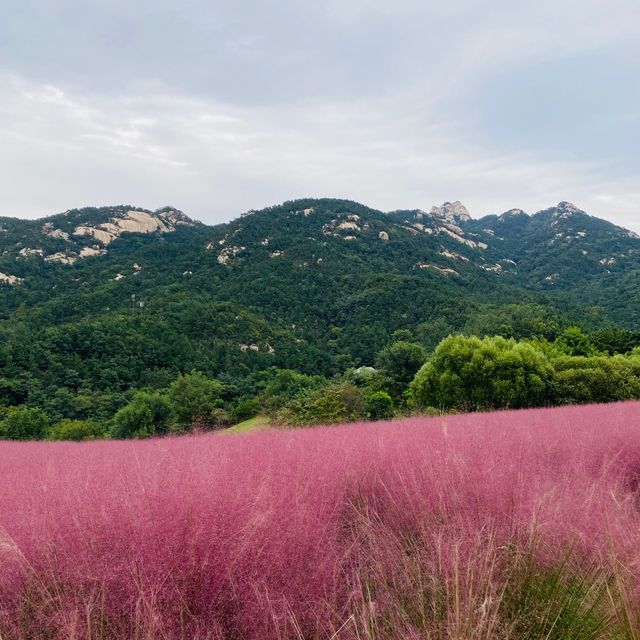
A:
[0,402,639,637]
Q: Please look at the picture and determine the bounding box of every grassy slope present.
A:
[223,414,271,434]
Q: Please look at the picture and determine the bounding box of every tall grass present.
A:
[0,402,639,638]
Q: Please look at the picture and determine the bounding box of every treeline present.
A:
[410,332,640,411]
[1,326,640,440]
[263,328,640,424]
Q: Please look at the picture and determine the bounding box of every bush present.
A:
[260,369,324,415]
[279,382,364,427]
[0,407,50,440]
[48,419,106,441]
[365,391,395,420]
[229,398,261,423]
[111,402,153,439]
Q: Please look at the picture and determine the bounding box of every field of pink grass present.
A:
[1,402,640,639]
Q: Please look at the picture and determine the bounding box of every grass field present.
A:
[1,402,640,639]
[223,414,271,434]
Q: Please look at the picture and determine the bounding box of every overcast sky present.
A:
[1,0,638,230]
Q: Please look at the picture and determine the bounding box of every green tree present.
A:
[167,371,224,428]
[552,355,640,404]
[555,327,599,357]
[410,335,553,411]
[589,327,640,355]
[229,397,260,422]
[376,341,427,396]
[111,402,153,439]
[133,391,174,434]
[260,368,324,415]
[365,391,395,420]
[463,304,562,341]
[0,407,50,440]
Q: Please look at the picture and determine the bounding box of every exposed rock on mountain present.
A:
[429,201,472,223]
[73,208,193,246]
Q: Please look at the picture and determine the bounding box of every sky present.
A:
[0,0,639,230]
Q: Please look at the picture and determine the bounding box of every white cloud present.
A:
[0,0,638,229]
[0,71,638,231]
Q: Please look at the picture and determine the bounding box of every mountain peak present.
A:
[499,208,527,219]
[429,201,471,223]
[153,206,194,226]
[555,201,584,215]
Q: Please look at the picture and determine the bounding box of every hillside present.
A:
[0,197,638,417]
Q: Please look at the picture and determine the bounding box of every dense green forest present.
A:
[0,198,639,438]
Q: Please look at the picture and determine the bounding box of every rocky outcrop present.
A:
[429,201,472,223]
[218,246,246,265]
[41,223,70,240]
[73,208,193,246]
[0,272,22,285]
[79,246,107,258]
[322,214,369,237]
[45,252,77,265]
[18,247,44,257]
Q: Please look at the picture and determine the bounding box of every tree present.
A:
[167,371,224,428]
[375,341,427,397]
[410,335,553,411]
[463,304,562,341]
[590,327,640,355]
[555,327,599,357]
[133,391,174,434]
[111,391,174,439]
[260,368,324,415]
[552,355,640,404]
[0,407,49,440]
[111,402,153,439]
[365,391,395,420]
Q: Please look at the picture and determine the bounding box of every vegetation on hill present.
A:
[0,198,639,437]
[1,323,639,438]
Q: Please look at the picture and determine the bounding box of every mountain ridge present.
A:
[0,195,638,419]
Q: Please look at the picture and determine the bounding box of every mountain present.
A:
[0,197,638,416]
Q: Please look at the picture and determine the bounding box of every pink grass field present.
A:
[1,402,640,639]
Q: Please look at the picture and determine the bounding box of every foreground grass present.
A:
[1,402,640,638]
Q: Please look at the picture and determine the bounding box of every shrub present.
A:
[279,382,364,426]
[260,369,324,415]
[375,341,427,397]
[47,419,106,441]
[111,401,153,439]
[229,397,261,423]
[552,355,640,404]
[365,391,395,420]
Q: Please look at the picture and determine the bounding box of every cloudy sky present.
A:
[1,0,639,230]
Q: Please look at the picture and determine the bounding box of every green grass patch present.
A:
[223,415,271,434]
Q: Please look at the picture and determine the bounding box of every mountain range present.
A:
[0,197,638,410]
